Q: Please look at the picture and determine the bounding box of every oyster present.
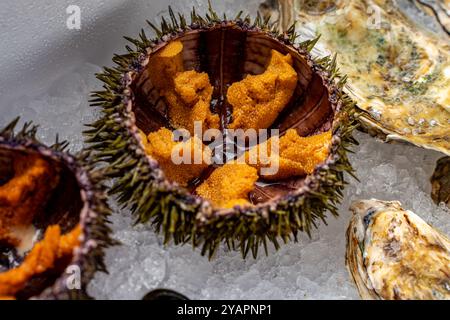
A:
[86,6,357,258]
[346,199,450,300]
[0,119,114,299]
[431,156,450,207]
[279,0,450,155]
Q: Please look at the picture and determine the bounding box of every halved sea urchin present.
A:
[86,6,357,258]
[0,119,114,299]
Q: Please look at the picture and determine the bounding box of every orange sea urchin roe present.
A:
[148,40,184,89]
[0,224,81,298]
[242,129,332,180]
[195,162,258,209]
[148,41,219,134]
[165,70,220,134]
[227,50,298,130]
[0,154,59,248]
[142,127,212,186]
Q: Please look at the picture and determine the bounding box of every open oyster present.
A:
[0,119,114,299]
[86,6,356,258]
[283,0,450,155]
[346,199,450,300]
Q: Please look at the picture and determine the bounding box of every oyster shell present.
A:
[0,119,114,299]
[283,0,450,155]
[346,199,450,300]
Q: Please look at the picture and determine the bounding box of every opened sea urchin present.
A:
[86,6,357,258]
[0,119,114,299]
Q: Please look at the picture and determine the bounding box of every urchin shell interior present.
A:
[132,22,338,208]
[86,7,357,258]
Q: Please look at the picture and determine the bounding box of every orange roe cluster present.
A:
[166,70,220,134]
[148,41,184,89]
[195,162,258,209]
[241,129,332,180]
[140,128,212,187]
[0,154,59,247]
[149,41,219,135]
[227,50,298,130]
[0,224,81,298]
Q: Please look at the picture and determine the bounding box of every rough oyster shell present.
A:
[0,119,114,299]
[346,199,450,300]
[286,0,450,155]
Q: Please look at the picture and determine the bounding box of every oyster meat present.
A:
[346,199,450,300]
[290,0,450,155]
